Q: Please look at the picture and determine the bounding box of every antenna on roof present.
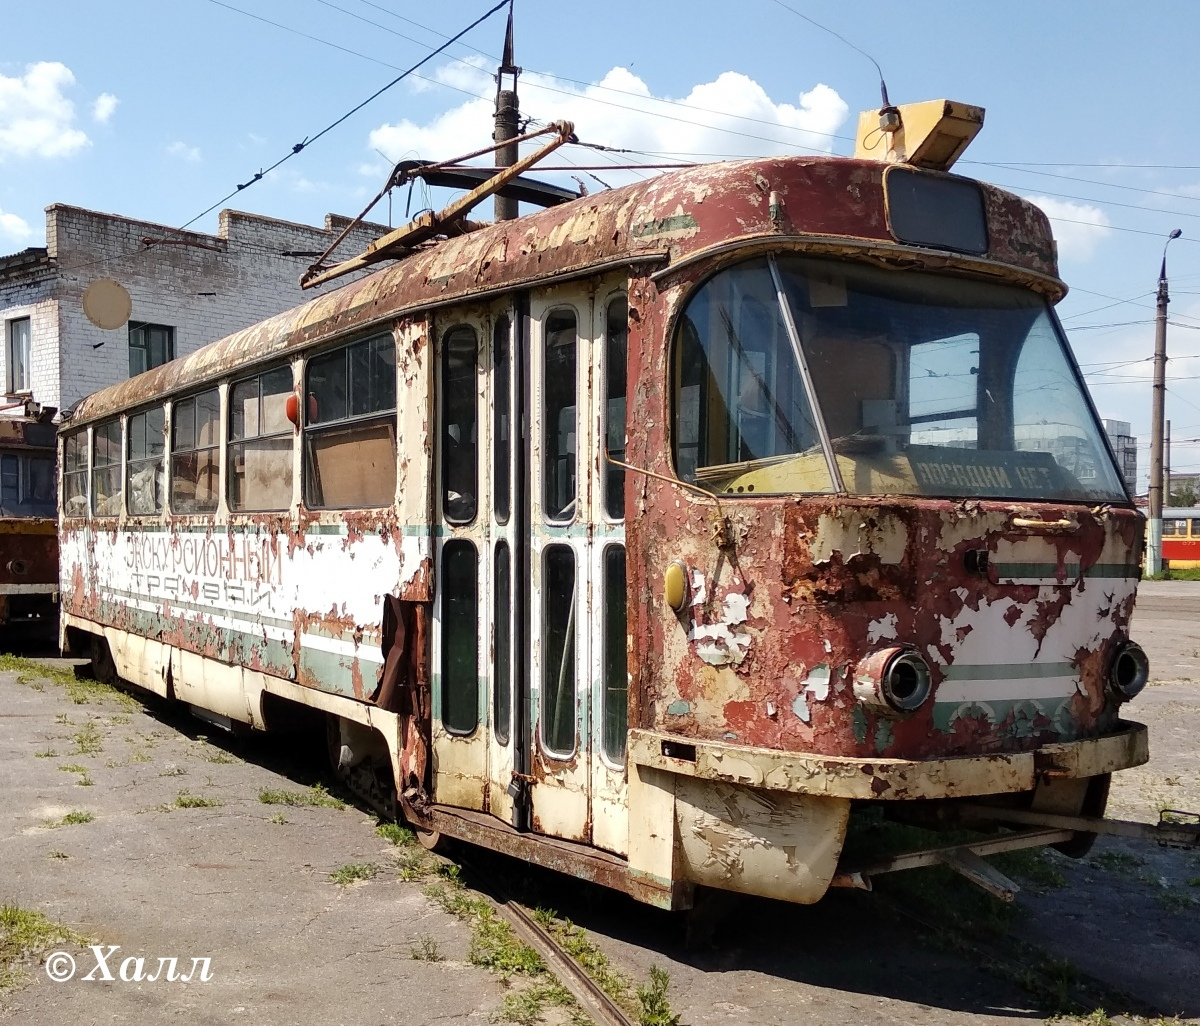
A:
[493,0,520,221]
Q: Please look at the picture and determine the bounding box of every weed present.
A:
[258,784,345,809]
[129,751,152,763]
[47,811,94,828]
[160,765,186,777]
[204,751,237,764]
[1157,890,1198,914]
[58,764,88,774]
[269,813,287,825]
[71,723,102,756]
[0,655,136,711]
[172,791,223,809]
[0,903,88,994]
[331,863,377,886]
[996,847,1068,889]
[496,982,575,1025]
[1187,876,1200,887]
[409,935,444,962]
[636,965,681,1026]
[54,714,69,725]
[377,821,416,847]
[33,748,56,758]
[1088,850,1146,874]
[395,850,431,882]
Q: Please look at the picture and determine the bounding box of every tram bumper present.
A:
[625,722,1147,906]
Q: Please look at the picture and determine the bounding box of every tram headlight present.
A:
[853,647,933,715]
[1107,640,1149,702]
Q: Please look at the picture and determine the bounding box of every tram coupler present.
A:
[952,803,1200,849]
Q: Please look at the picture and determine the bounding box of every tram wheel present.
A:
[416,827,444,852]
[89,634,117,685]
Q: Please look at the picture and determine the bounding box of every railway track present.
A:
[456,852,640,1026]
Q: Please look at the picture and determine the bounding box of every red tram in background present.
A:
[1161,508,1200,569]
[0,396,58,639]
[57,98,1158,909]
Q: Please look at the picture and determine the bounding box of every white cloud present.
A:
[167,140,201,162]
[0,61,90,160]
[0,207,34,245]
[370,62,849,188]
[92,92,118,124]
[1023,194,1112,262]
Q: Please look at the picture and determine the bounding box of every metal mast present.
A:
[493,3,520,221]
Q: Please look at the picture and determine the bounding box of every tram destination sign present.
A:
[907,445,1068,498]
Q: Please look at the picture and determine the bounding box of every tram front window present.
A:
[672,256,1127,503]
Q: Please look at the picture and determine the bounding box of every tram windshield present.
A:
[672,256,1127,502]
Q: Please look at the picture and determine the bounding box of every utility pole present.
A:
[493,2,520,222]
[1147,227,1182,575]
[1165,418,1172,508]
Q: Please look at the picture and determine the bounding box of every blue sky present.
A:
[4,0,1200,486]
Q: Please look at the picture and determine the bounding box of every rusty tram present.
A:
[58,100,1157,908]
[0,396,59,637]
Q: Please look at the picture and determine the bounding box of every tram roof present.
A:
[68,155,1061,427]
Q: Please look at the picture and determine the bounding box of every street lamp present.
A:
[1147,227,1183,575]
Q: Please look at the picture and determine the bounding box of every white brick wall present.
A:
[1,204,389,414]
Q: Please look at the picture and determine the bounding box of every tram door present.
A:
[516,283,629,850]
[432,284,629,854]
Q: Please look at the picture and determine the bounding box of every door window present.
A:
[543,311,577,521]
[541,544,576,755]
[602,545,628,762]
[442,326,478,524]
[441,539,479,734]
[494,541,511,745]
[603,297,628,520]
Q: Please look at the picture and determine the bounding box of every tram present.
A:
[58,98,1154,909]
[1161,507,1200,569]
[0,396,58,638]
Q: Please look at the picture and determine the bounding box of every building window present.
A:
[129,323,175,377]
[7,317,31,393]
[171,389,220,514]
[63,430,88,517]
[229,366,293,511]
[92,418,122,516]
[126,406,165,515]
[305,334,397,509]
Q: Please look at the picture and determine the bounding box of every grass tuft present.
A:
[47,810,94,828]
[637,965,681,1026]
[409,935,444,962]
[172,791,223,809]
[71,723,103,756]
[269,813,287,825]
[0,903,88,994]
[0,655,137,711]
[376,821,416,847]
[331,863,377,886]
[258,784,345,809]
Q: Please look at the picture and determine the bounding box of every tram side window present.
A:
[544,311,577,521]
[604,297,628,520]
[542,544,576,756]
[63,431,88,517]
[172,389,220,513]
[1164,519,1187,537]
[126,407,165,515]
[441,539,479,734]
[91,418,122,516]
[602,545,628,762]
[305,334,397,509]
[229,367,293,511]
[442,325,478,524]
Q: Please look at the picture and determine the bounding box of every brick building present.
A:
[0,204,387,416]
